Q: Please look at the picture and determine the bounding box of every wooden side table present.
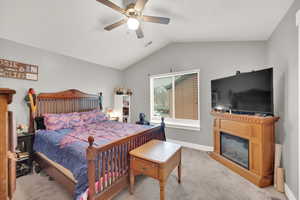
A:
[129,140,182,200]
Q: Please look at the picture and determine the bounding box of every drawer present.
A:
[132,157,158,179]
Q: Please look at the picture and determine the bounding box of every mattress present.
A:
[33,120,152,199]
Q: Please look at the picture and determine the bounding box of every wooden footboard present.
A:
[86,124,165,200]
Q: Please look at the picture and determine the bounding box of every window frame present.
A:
[150,69,200,131]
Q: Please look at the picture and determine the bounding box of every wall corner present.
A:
[296,10,300,26]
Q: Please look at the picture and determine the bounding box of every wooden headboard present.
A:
[30,89,100,132]
[36,89,100,116]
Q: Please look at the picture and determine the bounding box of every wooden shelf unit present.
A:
[114,94,131,123]
[210,111,279,187]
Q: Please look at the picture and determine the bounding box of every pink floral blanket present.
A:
[60,121,150,148]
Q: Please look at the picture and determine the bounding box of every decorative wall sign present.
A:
[0,59,38,81]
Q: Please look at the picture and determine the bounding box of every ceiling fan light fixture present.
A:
[127,17,139,30]
[97,0,170,39]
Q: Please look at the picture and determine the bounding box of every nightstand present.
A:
[129,140,182,200]
[16,132,35,177]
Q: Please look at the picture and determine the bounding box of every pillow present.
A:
[65,112,84,127]
[35,117,46,130]
[80,111,97,124]
[80,110,108,124]
[43,113,70,131]
[43,112,84,131]
[94,111,108,122]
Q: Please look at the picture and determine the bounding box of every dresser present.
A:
[0,88,16,200]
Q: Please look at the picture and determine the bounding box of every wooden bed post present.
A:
[29,108,35,133]
[161,117,166,141]
[87,136,96,200]
[98,92,103,111]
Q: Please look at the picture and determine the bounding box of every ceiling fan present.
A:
[96,0,170,39]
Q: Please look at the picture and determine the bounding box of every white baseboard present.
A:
[285,183,297,200]
[167,139,213,152]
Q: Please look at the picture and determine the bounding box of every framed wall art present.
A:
[0,59,38,81]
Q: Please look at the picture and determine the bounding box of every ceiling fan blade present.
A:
[135,0,148,11]
[104,19,127,31]
[136,26,144,39]
[96,0,126,14]
[142,15,170,24]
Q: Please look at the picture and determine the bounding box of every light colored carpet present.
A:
[14,148,287,200]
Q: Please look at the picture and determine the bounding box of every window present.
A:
[150,70,200,130]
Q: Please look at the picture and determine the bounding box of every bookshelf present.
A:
[16,132,34,177]
[114,95,131,123]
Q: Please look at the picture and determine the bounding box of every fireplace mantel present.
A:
[211,111,279,124]
[210,111,279,187]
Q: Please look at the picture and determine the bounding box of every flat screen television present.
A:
[211,68,273,115]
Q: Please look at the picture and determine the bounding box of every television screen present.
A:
[211,68,273,115]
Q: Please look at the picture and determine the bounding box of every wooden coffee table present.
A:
[129,140,182,200]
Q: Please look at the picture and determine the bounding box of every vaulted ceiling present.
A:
[0,0,294,69]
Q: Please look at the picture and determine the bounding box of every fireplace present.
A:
[221,132,249,169]
[210,112,279,187]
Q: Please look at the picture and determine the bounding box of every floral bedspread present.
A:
[33,120,153,199]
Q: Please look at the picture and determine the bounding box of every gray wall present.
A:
[1,2,299,196]
[124,41,267,147]
[124,1,300,196]
[0,38,123,125]
[266,1,299,198]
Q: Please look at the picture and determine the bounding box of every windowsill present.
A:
[151,120,200,131]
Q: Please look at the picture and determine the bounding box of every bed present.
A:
[30,89,166,200]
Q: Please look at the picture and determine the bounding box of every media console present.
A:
[210,111,279,187]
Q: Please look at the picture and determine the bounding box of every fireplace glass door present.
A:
[220,132,249,169]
